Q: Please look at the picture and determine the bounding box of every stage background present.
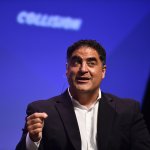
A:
[0,0,150,149]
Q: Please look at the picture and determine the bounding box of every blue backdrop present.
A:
[0,0,150,149]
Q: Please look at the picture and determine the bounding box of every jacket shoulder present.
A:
[103,92,139,104]
[26,94,63,115]
[102,92,140,113]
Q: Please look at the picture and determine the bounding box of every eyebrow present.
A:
[86,57,97,62]
[69,56,98,64]
[70,55,97,60]
[69,56,82,62]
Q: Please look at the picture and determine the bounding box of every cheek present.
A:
[91,69,104,79]
[66,68,77,79]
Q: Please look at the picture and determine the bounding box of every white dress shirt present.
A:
[68,89,100,150]
[26,89,101,150]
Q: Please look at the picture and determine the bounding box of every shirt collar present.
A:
[67,88,101,110]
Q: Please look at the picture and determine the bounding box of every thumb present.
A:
[42,112,48,118]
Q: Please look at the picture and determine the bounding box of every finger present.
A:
[27,122,44,131]
[29,127,43,134]
[27,118,43,126]
[27,112,48,120]
[27,112,48,121]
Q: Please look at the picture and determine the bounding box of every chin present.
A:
[75,86,91,92]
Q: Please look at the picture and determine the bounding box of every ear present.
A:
[102,65,106,79]
[66,63,69,77]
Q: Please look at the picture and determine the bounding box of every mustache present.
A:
[67,72,91,80]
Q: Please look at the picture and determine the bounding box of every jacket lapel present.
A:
[55,90,81,150]
[55,91,117,150]
[97,93,117,150]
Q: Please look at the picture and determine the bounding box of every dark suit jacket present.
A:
[16,90,150,150]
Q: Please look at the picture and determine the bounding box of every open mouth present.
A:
[76,77,91,83]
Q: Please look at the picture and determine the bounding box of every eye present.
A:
[70,57,81,66]
[72,60,80,66]
[87,61,96,67]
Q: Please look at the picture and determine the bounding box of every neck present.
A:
[69,88,99,107]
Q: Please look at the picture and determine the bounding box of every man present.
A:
[16,40,150,150]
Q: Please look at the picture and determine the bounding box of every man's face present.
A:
[66,46,106,94]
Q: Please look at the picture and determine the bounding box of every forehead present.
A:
[71,46,99,59]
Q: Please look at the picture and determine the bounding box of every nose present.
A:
[80,62,88,72]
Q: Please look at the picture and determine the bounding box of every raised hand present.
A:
[26,112,48,142]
